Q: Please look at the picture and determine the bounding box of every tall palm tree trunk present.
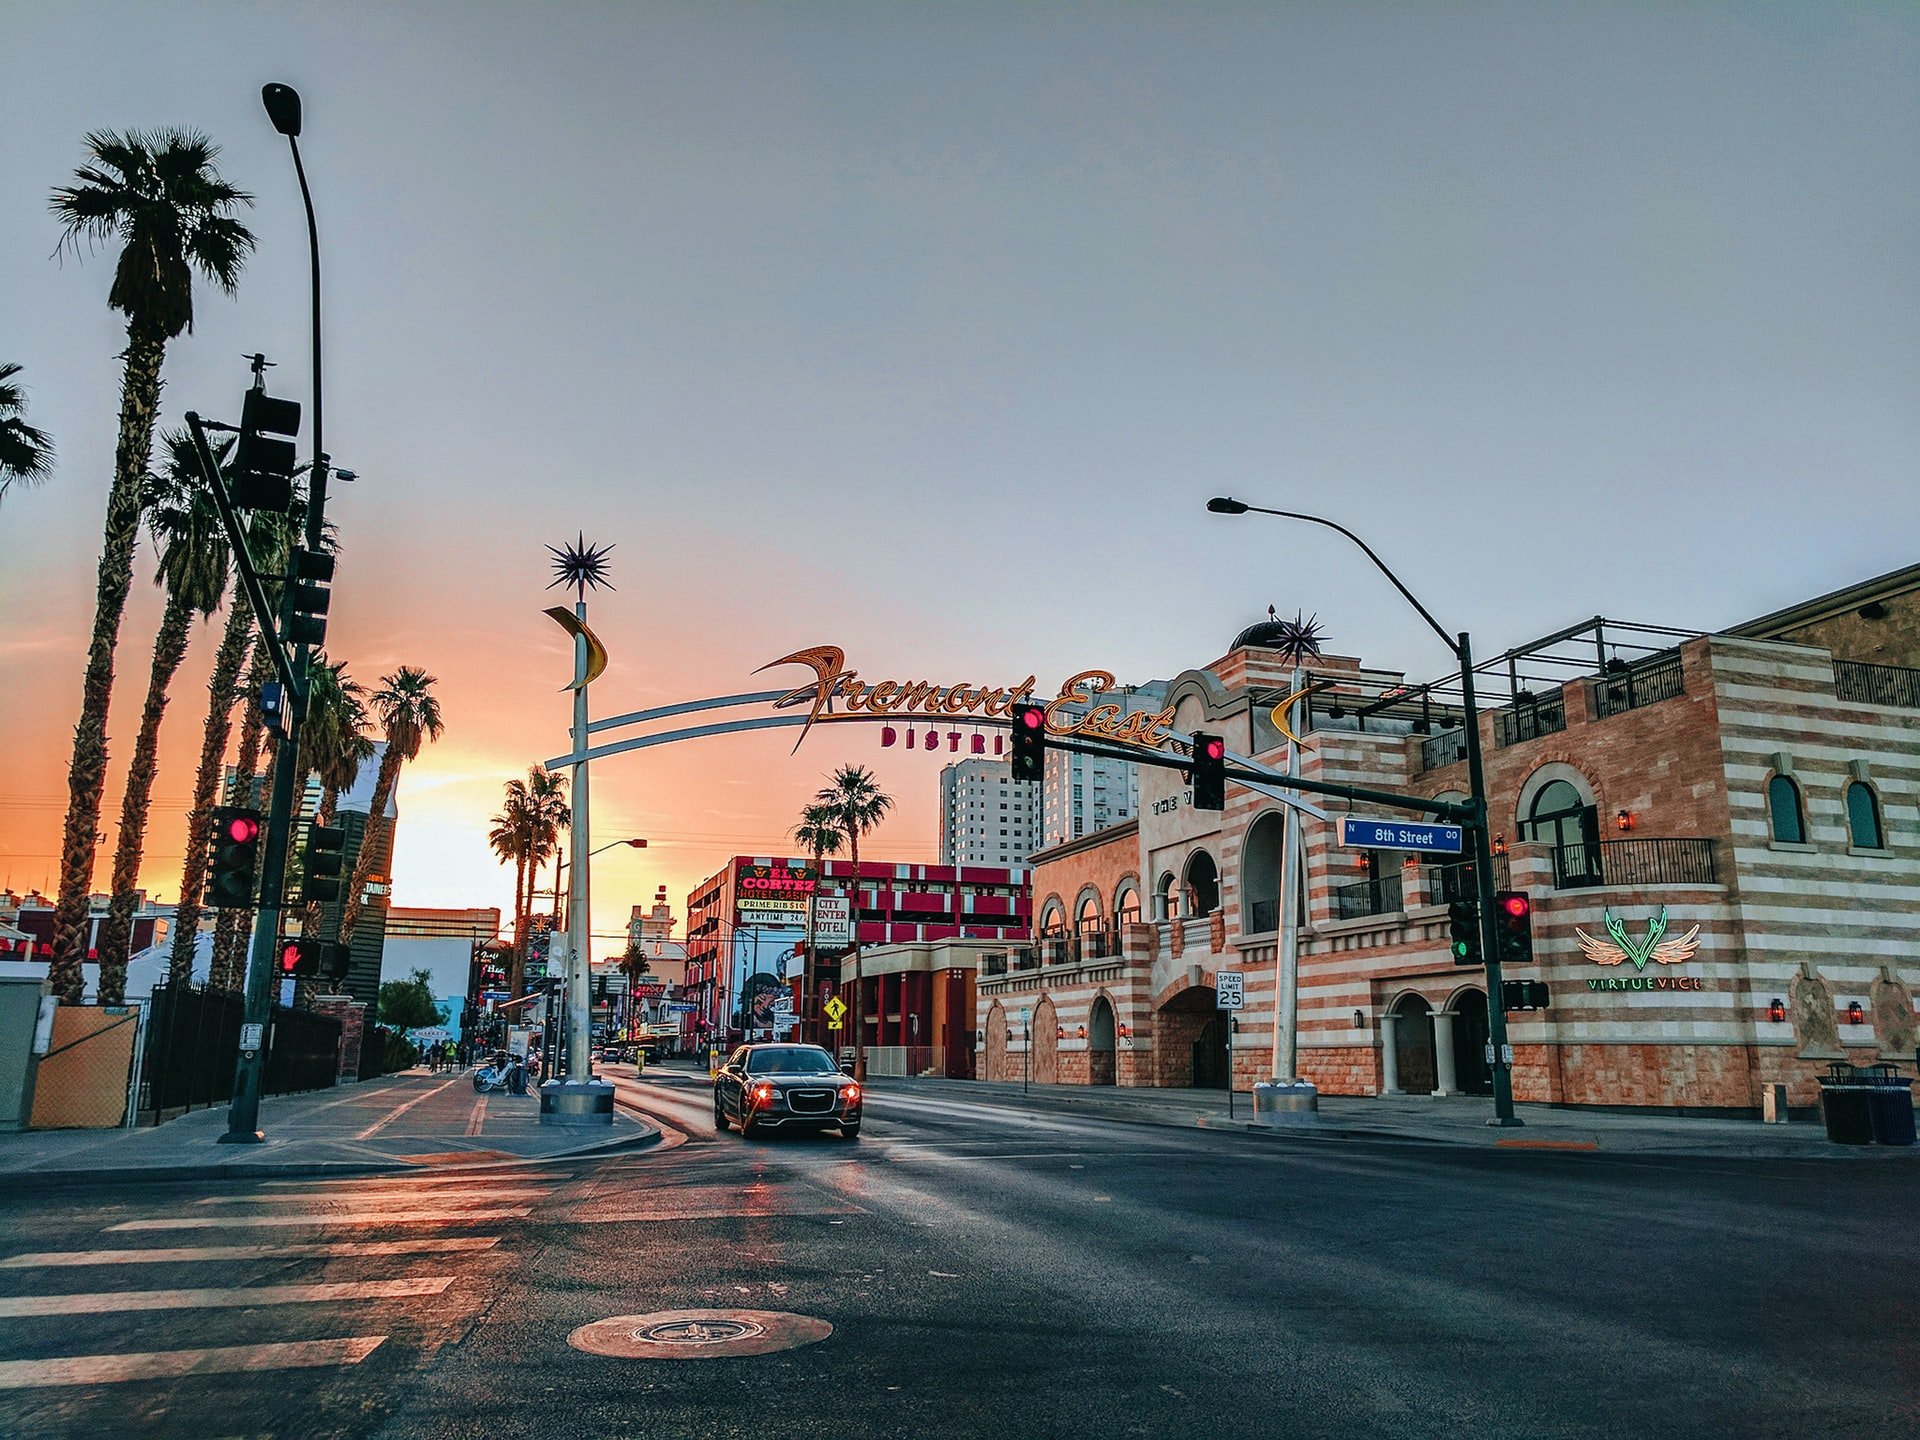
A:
[506,850,529,1000]
[167,615,253,987]
[849,833,864,1077]
[48,322,167,1001]
[338,746,403,945]
[96,585,195,1001]
[209,646,271,991]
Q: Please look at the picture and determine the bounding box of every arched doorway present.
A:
[984,1001,1008,1083]
[1451,988,1493,1096]
[1388,994,1436,1094]
[1032,997,1060,1085]
[1523,776,1600,886]
[1157,985,1225,1088]
[1088,995,1117,1086]
[1184,850,1220,917]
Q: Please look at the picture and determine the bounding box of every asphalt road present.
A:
[0,1062,1913,1440]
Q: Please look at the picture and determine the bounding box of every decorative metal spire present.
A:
[546,532,615,602]
[1267,609,1327,667]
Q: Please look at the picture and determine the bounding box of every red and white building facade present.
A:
[980,565,1920,1115]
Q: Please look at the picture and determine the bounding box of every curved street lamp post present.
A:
[1207,497,1520,1128]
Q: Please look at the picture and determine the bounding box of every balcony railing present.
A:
[1494,692,1567,748]
[1551,838,1717,890]
[1419,727,1469,771]
[1421,855,1511,906]
[1835,660,1920,710]
[1248,898,1278,934]
[1332,873,1403,921]
[1593,652,1685,718]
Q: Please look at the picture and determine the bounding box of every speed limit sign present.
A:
[1216,971,1244,1010]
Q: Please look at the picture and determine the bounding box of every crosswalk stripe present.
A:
[0,1237,502,1268]
[0,1336,385,1389]
[0,1276,453,1317]
[109,1208,531,1231]
[260,1172,551,1190]
[197,1188,551,1206]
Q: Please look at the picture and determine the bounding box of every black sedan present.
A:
[714,1043,862,1139]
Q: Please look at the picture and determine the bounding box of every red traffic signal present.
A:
[1017,706,1044,731]
[1493,890,1535,967]
[1191,731,1226,810]
[224,813,261,845]
[1499,892,1530,920]
[1010,701,1046,781]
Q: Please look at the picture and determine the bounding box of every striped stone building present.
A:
[978,565,1919,1114]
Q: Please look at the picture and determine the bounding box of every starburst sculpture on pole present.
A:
[546,532,616,602]
[1265,607,1327,666]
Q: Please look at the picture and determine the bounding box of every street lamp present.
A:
[1207,496,1522,1127]
[549,836,646,927]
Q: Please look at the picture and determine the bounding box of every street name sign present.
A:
[1216,971,1244,1010]
[1338,817,1464,854]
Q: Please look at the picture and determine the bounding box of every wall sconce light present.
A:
[1056,1025,1066,1042]
[1118,1023,1131,1040]
[1354,1009,1366,1029]
[1768,998,1786,1024]
[1492,835,1509,856]
[1076,1024,1087,1040]
[1847,1001,1865,1026]
[1616,809,1636,833]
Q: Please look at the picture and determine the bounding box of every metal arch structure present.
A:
[545,689,1335,824]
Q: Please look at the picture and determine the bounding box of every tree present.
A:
[93,431,233,1000]
[791,801,846,1038]
[376,967,445,1032]
[0,362,54,506]
[44,129,254,1000]
[338,668,445,946]
[490,766,569,1000]
[814,765,892,1076]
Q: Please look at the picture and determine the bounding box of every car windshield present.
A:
[745,1047,838,1076]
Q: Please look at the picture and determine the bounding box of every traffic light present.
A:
[1191,733,1227,810]
[283,547,333,648]
[1502,979,1550,1011]
[279,939,318,978]
[1447,898,1480,966]
[318,941,350,983]
[1010,701,1045,781]
[1493,890,1534,967]
[301,823,346,902]
[207,806,264,909]
[232,387,301,512]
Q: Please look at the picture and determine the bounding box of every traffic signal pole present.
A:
[1457,632,1521,1126]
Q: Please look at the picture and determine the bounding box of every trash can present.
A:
[1858,1063,1916,1147]
[1817,1063,1873,1145]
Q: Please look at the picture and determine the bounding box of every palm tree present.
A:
[338,668,445,946]
[95,430,232,1000]
[44,129,253,1000]
[490,781,534,999]
[792,801,846,1039]
[814,765,893,1076]
[0,362,55,505]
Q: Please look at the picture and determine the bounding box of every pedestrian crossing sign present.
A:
[823,996,848,1023]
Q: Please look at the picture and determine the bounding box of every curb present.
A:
[6,1120,664,1190]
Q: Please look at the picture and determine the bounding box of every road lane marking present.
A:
[355,1073,468,1140]
[260,1172,549,1190]
[0,1276,453,1317]
[0,1238,502,1267]
[109,1208,532,1231]
[197,1187,551,1206]
[466,1097,487,1135]
[0,1336,385,1389]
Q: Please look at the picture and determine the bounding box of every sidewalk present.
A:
[0,1069,658,1185]
[867,1074,1919,1161]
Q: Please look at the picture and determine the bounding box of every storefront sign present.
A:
[760,647,1178,755]
[1587,975,1705,992]
[813,895,852,945]
[1576,908,1701,972]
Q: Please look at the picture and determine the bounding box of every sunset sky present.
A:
[3,2,1916,952]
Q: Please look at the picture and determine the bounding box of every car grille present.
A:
[786,1087,835,1114]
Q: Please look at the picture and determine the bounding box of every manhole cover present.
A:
[568,1309,832,1360]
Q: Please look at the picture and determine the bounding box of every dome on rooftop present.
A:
[1232,608,1328,663]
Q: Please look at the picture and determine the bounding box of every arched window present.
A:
[1038,900,1066,938]
[1767,775,1805,845]
[1155,872,1178,920]
[1240,812,1284,934]
[1184,850,1221,917]
[1846,782,1883,849]
[1524,776,1599,885]
[1113,882,1141,927]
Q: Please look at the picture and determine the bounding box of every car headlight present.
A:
[752,1083,775,1103]
[842,1083,860,1105]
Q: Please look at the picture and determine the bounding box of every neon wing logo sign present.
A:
[1576,907,1701,972]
